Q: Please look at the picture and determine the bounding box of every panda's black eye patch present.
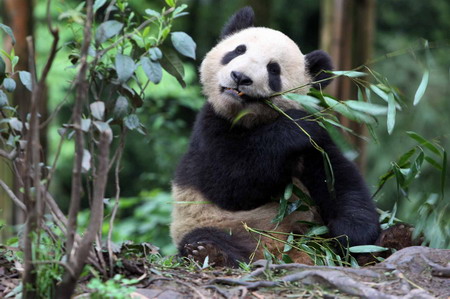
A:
[221,44,247,65]
[267,62,281,92]
[267,62,281,75]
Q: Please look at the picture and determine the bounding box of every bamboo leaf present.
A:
[406,131,442,156]
[387,93,396,134]
[284,183,293,200]
[441,151,447,200]
[349,245,388,253]
[370,84,389,102]
[329,70,367,78]
[283,93,320,106]
[413,70,429,106]
[346,100,388,115]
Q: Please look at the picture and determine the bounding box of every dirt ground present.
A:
[1,246,449,298]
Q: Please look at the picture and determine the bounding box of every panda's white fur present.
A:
[200,27,311,128]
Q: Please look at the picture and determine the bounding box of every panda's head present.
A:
[200,7,333,127]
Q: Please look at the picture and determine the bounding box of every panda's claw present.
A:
[192,250,199,255]
[198,245,206,251]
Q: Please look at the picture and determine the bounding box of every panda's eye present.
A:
[221,44,247,65]
[235,45,246,54]
[267,62,281,75]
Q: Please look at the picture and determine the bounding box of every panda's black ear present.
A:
[220,6,254,39]
[305,50,334,90]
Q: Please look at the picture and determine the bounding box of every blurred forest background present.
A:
[0,0,449,255]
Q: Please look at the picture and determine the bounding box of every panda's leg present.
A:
[178,227,254,267]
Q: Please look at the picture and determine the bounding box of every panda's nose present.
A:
[231,71,253,86]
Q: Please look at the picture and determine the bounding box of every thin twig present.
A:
[107,127,127,277]
[0,149,17,160]
[0,179,26,211]
[65,0,95,258]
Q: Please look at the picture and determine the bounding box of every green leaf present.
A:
[0,55,5,79]
[81,119,91,132]
[0,90,8,107]
[95,20,123,44]
[413,70,429,106]
[346,100,388,115]
[370,84,389,102]
[284,183,293,200]
[283,233,295,252]
[348,245,388,253]
[329,70,367,78]
[92,121,109,132]
[441,151,447,200]
[141,57,162,84]
[307,225,329,236]
[324,97,376,124]
[406,131,442,156]
[145,9,161,17]
[90,101,105,120]
[93,0,107,12]
[0,24,16,45]
[124,114,140,130]
[115,54,136,83]
[149,47,163,61]
[387,93,396,134]
[82,149,91,173]
[113,96,129,118]
[171,32,196,60]
[283,93,320,106]
[160,49,186,87]
[424,156,443,171]
[405,150,424,184]
[19,71,32,91]
[165,0,176,7]
[398,148,416,166]
[3,78,16,92]
[272,197,288,223]
[173,4,189,18]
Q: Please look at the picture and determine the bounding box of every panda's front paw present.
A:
[182,241,230,267]
[328,217,380,247]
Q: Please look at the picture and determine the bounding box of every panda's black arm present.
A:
[284,109,380,246]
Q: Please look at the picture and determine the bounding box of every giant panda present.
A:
[170,7,380,267]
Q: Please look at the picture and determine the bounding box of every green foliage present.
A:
[88,274,137,299]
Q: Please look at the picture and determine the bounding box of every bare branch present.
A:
[65,0,95,257]
[0,148,17,160]
[107,127,126,277]
[0,179,26,212]
[57,129,111,297]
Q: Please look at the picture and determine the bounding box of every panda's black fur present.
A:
[172,7,380,267]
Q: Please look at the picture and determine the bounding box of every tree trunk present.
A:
[320,0,376,172]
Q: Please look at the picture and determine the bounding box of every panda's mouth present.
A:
[220,87,261,103]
